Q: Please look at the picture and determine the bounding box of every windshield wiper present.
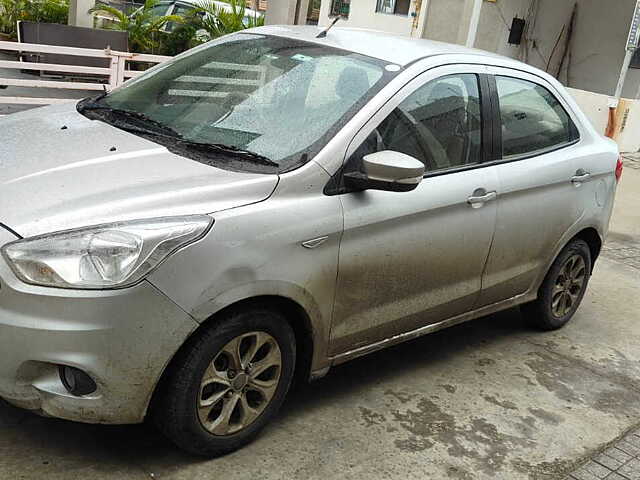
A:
[78,98,181,138]
[174,140,279,168]
[77,97,279,168]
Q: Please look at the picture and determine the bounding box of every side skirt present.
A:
[326,291,537,368]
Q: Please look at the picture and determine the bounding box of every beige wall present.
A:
[568,87,640,152]
[318,0,417,35]
[473,0,638,98]
[316,0,640,100]
[423,0,640,98]
[568,87,611,134]
[421,0,467,44]
[473,0,531,57]
[265,0,298,25]
[68,0,94,28]
[523,0,636,98]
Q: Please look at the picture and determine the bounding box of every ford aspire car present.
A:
[0,26,622,455]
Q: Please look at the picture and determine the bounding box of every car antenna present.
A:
[316,16,341,38]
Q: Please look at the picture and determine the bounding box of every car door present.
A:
[328,66,499,356]
[476,69,583,307]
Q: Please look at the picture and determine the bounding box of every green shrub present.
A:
[196,0,264,39]
[0,0,69,39]
[157,11,205,56]
[90,0,183,53]
[156,0,266,55]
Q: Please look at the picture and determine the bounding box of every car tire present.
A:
[153,306,296,456]
[522,239,592,331]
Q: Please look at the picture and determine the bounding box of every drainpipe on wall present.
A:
[465,0,483,48]
[606,0,640,138]
[606,50,635,138]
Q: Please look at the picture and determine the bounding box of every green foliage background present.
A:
[0,0,69,39]
[0,0,264,55]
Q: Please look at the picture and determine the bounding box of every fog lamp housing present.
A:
[59,366,97,396]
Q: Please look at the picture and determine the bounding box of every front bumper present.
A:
[0,226,198,424]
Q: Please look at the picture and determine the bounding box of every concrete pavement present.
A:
[567,428,640,480]
[1,168,639,479]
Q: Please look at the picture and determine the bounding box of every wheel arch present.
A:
[145,293,319,422]
[201,295,316,386]
[573,227,603,271]
[530,225,604,299]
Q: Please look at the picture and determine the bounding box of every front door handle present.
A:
[467,191,497,206]
[571,171,591,184]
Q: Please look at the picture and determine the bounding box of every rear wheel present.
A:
[522,239,592,330]
[153,307,296,456]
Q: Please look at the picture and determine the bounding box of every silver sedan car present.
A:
[0,26,622,455]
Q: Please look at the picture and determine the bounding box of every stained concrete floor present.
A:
[1,167,639,480]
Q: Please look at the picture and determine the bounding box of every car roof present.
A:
[250,25,504,66]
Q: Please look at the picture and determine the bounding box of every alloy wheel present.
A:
[197,331,282,436]
[551,254,587,318]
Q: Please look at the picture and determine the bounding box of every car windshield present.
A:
[85,33,393,173]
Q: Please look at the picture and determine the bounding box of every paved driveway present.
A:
[1,168,639,480]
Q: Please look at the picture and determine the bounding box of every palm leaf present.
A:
[148,13,184,31]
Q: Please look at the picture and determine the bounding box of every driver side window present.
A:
[347,73,483,174]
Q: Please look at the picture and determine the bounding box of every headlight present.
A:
[1,216,213,289]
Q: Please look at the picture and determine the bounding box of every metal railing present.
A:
[0,40,171,107]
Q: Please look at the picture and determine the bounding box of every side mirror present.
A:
[344,151,425,192]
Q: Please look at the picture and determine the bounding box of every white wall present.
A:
[569,87,640,152]
[266,0,298,24]
[421,0,467,43]
[318,0,415,36]
[616,102,640,152]
[531,0,636,98]
[473,0,638,98]
[473,0,532,58]
[568,87,610,134]
[68,0,94,28]
[317,0,640,99]
[421,0,639,99]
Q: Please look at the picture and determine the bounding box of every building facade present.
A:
[315,0,640,100]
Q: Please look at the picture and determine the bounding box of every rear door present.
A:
[477,69,584,307]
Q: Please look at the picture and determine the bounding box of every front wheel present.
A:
[522,238,592,331]
[153,307,296,456]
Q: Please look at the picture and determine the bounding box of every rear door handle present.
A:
[467,191,497,205]
[571,171,591,184]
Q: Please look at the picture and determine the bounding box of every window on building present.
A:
[495,76,579,158]
[376,0,411,16]
[348,74,483,174]
[306,0,322,24]
[330,0,350,17]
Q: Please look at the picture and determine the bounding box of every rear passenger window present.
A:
[495,76,579,159]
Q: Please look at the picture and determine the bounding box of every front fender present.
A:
[190,280,330,373]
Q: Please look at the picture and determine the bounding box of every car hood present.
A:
[0,103,279,238]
